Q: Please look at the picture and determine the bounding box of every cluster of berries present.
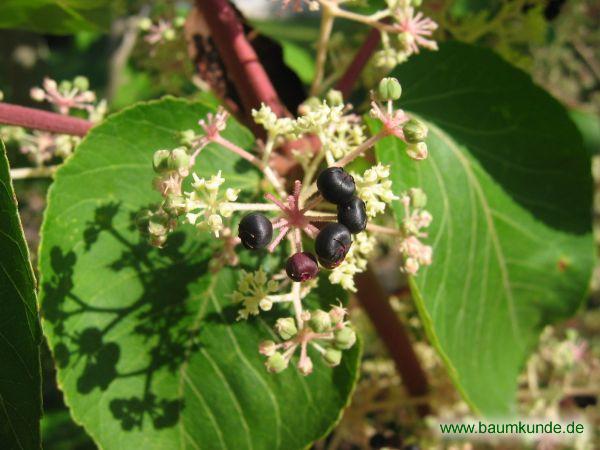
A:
[237,166,367,282]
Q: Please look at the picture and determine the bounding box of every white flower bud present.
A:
[30,87,45,102]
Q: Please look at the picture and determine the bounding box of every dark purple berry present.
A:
[286,252,319,282]
[315,223,352,269]
[238,213,273,249]
[317,167,355,205]
[337,196,367,234]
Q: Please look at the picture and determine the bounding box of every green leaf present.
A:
[569,109,600,156]
[375,42,594,416]
[0,142,42,449]
[0,0,119,34]
[39,98,360,449]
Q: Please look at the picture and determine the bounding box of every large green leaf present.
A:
[0,0,118,34]
[375,42,594,416]
[0,142,42,449]
[39,98,360,449]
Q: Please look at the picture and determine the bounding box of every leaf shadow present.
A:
[42,202,209,432]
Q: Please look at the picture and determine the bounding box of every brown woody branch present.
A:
[356,267,430,416]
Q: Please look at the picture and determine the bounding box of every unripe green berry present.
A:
[409,188,427,209]
[73,76,89,91]
[59,80,72,93]
[323,348,342,366]
[167,147,190,171]
[153,149,171,173]
[275,317,297,340]
[378,77,402,101]
[402,118,428,144]
[309,309,332,333]
[259,340,277,356]
[334,327,356,350]
[266,352,288,373]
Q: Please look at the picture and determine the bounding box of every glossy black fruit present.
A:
[238,213,273,249]
[316,167,355,205]
[337,196,367,233]
[286,252,319,282]
[315,223,352,268]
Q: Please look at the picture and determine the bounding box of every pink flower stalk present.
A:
[30,78,96,115]
[196,107,230,151]
[265,180,320,252]
[144,19,174,45]
[370,99,410,140]
[395,8,438,55]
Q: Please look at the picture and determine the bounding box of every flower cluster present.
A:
[374,0,438,68]
[141,77,433,375]
[30,76,103,116]
[353,164,399,218]
[398,188,433,275]
[139,17,184,47]
[260,304,356,375]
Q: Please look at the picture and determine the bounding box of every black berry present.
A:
[286,252,319,282]
[317,167,355,205]
[238,213,273,249]
[315,223,352,268]
[337,196,367,234]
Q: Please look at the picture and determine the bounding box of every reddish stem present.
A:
[0,103,92,137]
[195,0,287,121]
[355,267,430,416]
[335,28,381,99]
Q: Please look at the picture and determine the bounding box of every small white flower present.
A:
[353,164,399,218]
[329,233,376,292]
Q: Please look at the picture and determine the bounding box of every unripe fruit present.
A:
[152,149,171,173]
[378,77,402,101]
[275,317,298,340]
[286,252,319,282]
[337,196,367,234]
[309,309,332,332]
[402,118,428,144]
[238,213,273,250]
[317,167,356,205]
[266,352,288,373]
[334,327,356,350]
[315,223,352,268]
[323,348,342,366]
[167,148,190,171]
[73,76,89,91]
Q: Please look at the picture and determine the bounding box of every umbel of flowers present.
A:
[141,77,433,375]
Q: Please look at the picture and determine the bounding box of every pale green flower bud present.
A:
[323,348,342,366]
[59,80,72,93]
[403,118,428,144]
[135,209,153,235]
[326,89,344,106]
[153,149,171,173]
[138,17,152,30]
[409,188,427,209]
[334,327,356,350]
[167,147,190,171]
[0,90,4,101]
[378,77,402,101]
[163,28,176,41]
[309,309,331,333]
[30,87,45,102]
[406,142,428,160]
[148,212,170,236]
[174,16,185,27]
[397,32,415,52]
[73,76,89,91]
[275,317,297,340]
[266,352,288,373]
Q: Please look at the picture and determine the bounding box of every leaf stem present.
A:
[310,4,336,96]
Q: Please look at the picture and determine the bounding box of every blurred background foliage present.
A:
[0,0,598,448]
